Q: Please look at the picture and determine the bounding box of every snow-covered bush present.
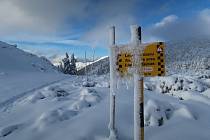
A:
[144,99,174,126]
[146,76,208,94]
[71,88,100,110]
[34,109,78,130]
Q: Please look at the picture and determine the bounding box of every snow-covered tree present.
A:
[58,52,77,75]
[70,53,77,75]
[62,53,71,74]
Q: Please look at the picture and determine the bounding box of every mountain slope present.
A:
[0,41,58,73]
[166,39,210,74]
[79,38,210,75]
[1,40,210,140]
[0,41,65,103]
[77,56,109,75]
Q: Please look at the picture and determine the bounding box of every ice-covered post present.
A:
[109,26,117,140]
[131,25,144,140]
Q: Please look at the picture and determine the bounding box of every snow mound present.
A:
[144,93,197,129]
[82,81,96,87]
[173,106,195,120]
[30,87,102,131]
[71,88,101,110]
[27,92,46,103]
[44,86,70,99]
[22,87,71,104]
[146,75,208,94]
[202,89,210,98]
[145,99,174,126]
[34,109,78,130]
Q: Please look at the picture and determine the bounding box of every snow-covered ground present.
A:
[0,41,67,114]
[1,41,210,140]
[1,73,210,140]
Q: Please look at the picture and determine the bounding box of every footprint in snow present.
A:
[26,87,70,103]
[0,123,24,137]
[27,92,46,103]
[34,108,78,130]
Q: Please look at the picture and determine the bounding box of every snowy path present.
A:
[0,75,210,140]
[0,75,109,139]
[0,72,67,103]
[0,76,69,112]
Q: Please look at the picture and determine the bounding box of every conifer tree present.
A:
[70,53,77,75]
[62,53,71,74]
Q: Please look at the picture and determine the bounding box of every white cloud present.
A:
[4,0,210,48]
[82,15,136,47]
[0,0,92,41]
[155,15,178,27]
[79,0,139,47]
[0,0,59,39]
[49,54,65,66]
[199,8,210,23]
[0,0,139,43]
[144,9,210,42]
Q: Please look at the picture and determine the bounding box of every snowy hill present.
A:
[77,56,109,75]
[0,41,58,73]
[0,41,65,104]
[166,39,210,74]
[1,40,210,140]
[78,39,210,75]
[76,61,93,70]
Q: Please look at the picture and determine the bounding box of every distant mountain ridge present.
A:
[77,56,109,75]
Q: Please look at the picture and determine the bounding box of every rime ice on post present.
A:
[131,25,144,140]
[108,26,118,140]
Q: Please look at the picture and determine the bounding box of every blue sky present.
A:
[0,0,210,61]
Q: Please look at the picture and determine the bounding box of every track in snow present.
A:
[0,76,108,138]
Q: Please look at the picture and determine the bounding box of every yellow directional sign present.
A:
[116,42,165,77]
[142,42,165,77]
[116,53,132,76]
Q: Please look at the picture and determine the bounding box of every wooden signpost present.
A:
[109,25,166,140]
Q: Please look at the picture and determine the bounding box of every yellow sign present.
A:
[116,53,132,76]
[142,42,165,77]
[116,42,165,77]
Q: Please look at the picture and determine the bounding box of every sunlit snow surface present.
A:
[1,41,210,140]
[1,74,210,140]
